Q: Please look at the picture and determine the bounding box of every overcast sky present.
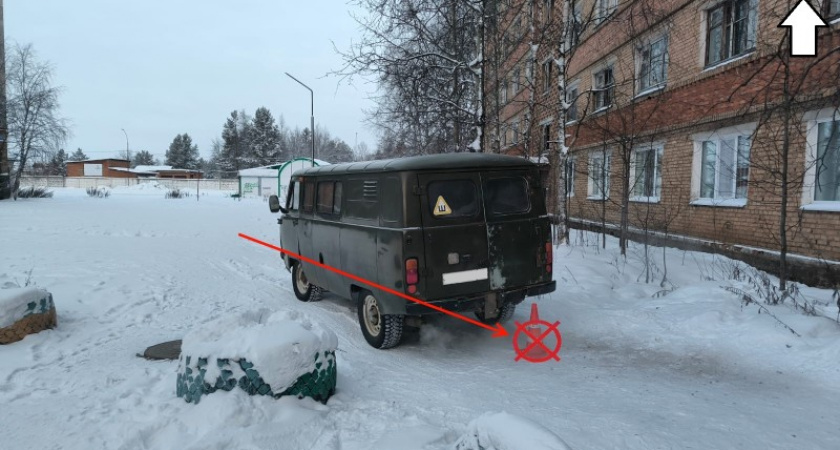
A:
[6,0,378,162]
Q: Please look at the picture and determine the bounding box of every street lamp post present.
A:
[284,72,315,167]
[121,128,130,165]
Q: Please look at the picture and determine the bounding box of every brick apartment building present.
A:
[486,0,840,277]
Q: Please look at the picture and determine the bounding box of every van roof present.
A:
[293,153,537,177]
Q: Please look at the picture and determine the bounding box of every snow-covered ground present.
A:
[1,185,839,450]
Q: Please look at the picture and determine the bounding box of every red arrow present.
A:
[239,232,509,338]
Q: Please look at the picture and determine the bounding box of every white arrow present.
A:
[779,0,827,56]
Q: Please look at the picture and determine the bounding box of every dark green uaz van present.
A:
[268,153,556,349]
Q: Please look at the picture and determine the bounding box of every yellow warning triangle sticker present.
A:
[433,195,452,216]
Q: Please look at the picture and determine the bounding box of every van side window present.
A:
[428,180,479,218]
[286,181,299,211]
[317,181,343,216]
[484,177,531,216]
[346,179,378,220]
[380,177,401,224]
[303,181,315,213]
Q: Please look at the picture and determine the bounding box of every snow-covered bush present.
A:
[16,187,53,198]
[0,287,57,344]
[165,188,188,199]
[453,412,573,450]
[176,309,337,405]
[86,186,111,198]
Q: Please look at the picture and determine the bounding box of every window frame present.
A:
[822,0,840,21]
[630,144,664,203]
[316,180,343,217]
[596,0,618,24]
[587,149,612,200]
[427,179,481,220]
[484,177,532,217]
[302,180,315,213]
[542,59,553,95]
[637,34,669,95]
[565,157,576,198]
[593,65,615,111]
[802,108,840,211]
[566,80,580,123]
[690,124,755,207]
[704,0,757,67]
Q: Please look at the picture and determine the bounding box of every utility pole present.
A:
[284,72,315,167]
[121,128,130,165]
[0,0,10,200]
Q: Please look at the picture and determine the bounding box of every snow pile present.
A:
[178,309,338,402]
[0,287,54,328]
[454,412,573,450]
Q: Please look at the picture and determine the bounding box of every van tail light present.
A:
[406,258,419,293]
[545,242,553,273]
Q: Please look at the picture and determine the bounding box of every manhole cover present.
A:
[139,339,182,360]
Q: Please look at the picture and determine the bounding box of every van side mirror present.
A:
[269,195,288,214]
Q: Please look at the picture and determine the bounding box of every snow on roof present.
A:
[239,168,281,177]
[134,165,172,172]
[67,158,129,163]
[238,159,331,178]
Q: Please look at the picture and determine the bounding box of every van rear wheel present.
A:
[357,290,404,349]
[475,301,516,325]
[292,262,320,302]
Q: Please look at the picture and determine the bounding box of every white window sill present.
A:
[703,51,754,72]
[690,198,747,208]
[587,195,609,201]
[565,119,579,125]
[592,106,611,115]
[630,196,660,204]
[801,201,840,212]
[635,85,665,99]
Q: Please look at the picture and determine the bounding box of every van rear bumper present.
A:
[405,280,556,315]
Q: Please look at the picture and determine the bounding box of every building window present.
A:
[814,119,840,202]
[698,134,751,201]
[542,123,552,153]
[566,82,579,122]
[565,157,576,197]
[588,150,611,199]
[512,67,521,96]
[512,120,520,144]
[631,145,664,201]
[593,66,614,110]
[823,0,840,20]
[638,36,668,93]
[705,0,757,66]
[501,124,508,147]
[597,0,618,23]
[500,78,508,104]
[543,0,554,22]
[542,60,553,94]
[569,3,583,48]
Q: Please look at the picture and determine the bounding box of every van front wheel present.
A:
[357,291,404,349]
[292,262,320,302]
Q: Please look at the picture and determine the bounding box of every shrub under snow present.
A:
[454,412,573,450]
[177,309,338,405]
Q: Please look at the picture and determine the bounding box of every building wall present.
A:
[491,0,840,263]
[66,160,133,178]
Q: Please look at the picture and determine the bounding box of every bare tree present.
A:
[7,43,68,198]
[338,0,489,155]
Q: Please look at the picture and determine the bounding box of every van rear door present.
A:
[417,173,491,300]
[481,170,549,290]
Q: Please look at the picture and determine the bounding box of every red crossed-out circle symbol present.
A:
[513,318,562,363]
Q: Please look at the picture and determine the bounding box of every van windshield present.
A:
[427,180,479,218]
[484,177,530,216]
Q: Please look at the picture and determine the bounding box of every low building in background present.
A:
[66,159,133,178]
[238,157,329,198]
